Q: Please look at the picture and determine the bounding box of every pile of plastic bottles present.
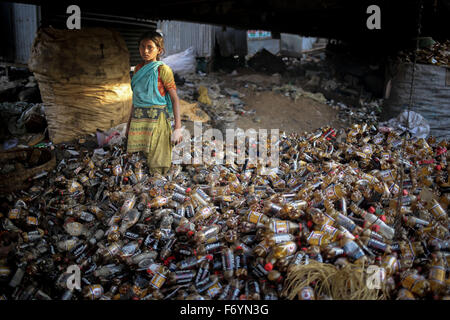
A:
[0,123,448,300]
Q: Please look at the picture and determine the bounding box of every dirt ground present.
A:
[219,70,348,134]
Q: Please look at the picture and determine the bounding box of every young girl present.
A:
[126,31,183,175]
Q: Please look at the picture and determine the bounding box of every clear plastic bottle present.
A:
[83,284,104,300]
[349,203,394,240]
[194,224,221,243]
[268,219,300,234]
[426,199,448,224]
[148,196,170,209]
[221,247,235,281]
[265,241,297,271]
[401,271,430,297]
[119,209,141,234]
[192,205,215,223]
[428,252,446,294]
[264,233,296,247]
[239,209,271,226]
[339,237,367,265]
[149,264,170,290]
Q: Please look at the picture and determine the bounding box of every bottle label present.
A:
[336,214,356,232]
[121,198,136,213]
[389,183,400,195]
[79,175,89,184]
[271,220,289,234]
[247,211,262,224]
[27,216,38,226]
[8,209,20,219]
[299,287,314,300]
[273,234,292,244]
[402,274,423,292]
[200,207,212,218]
[325,185,337,199]
[284,242,297,254]
[207,283,222,299]
[150,272,167,289]
[113,165,122,176]
[367,238,388,252]
[158,197,169,206]
[429,203,445,219]
[343,241,365,260]
[379,170,394,182]
[307,232,326,246]
[429,266,445,281]
[320,224,338,238]
[172,193,186,203]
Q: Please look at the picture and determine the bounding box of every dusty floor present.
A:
[220,70,348,134]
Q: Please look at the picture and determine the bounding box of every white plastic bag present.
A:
[380,110,430,139]
[96,123,127,147]
[162,47,196,76]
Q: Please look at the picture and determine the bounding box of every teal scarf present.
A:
[131,61,173,117]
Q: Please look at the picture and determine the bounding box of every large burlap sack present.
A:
[29,27,133,144]
[383,62,450,140]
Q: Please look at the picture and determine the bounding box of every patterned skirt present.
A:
[127,105,172,175]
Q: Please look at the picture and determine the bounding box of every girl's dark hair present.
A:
[138,31,165,60]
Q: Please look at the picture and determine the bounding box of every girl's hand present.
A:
[171,126,184,145]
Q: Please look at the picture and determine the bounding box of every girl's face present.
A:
[139,39,160,62]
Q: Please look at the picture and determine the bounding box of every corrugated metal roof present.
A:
[157,20,215,58]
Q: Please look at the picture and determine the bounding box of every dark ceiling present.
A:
[6,0,450,49]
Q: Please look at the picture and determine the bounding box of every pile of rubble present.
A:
[398,39,450,66]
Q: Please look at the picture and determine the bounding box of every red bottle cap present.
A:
[187,231,194,237]
[123,177,128,182]
[368,206,376,213]
[403,189,409,196]
[206,254,213,261]
[403,216,408,223]
[354,235,359,240]
[298,223,303,232]
[237,149,241,154]
[372,225,381,233]
[235,246,243,251]
[435,165,442,171]
[252,144,257,148]
[186,187,192,193]
[301,247,308,252]
[264,263,273,271]
[307,221,313,229]
[380,215,386,222]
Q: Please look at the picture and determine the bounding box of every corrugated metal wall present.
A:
[11,3,40,64]
[0,2,15,62]
[157,20,215,57]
